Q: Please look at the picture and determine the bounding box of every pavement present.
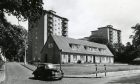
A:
[0,64,5,84]
[20,63,140,78]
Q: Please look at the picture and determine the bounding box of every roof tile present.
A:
[52,35,114,56]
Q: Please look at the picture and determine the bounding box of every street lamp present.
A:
[24,39,27,65]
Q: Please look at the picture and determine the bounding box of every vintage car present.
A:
[32,63,64,80]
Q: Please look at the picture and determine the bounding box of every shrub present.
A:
[77,60,81,64]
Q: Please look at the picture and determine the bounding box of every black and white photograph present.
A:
[1,0,140,84]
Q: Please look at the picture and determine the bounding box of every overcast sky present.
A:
[6,0,140,45]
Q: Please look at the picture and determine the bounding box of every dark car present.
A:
[32,63,64,80]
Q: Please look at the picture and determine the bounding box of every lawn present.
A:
[55,64,140,75]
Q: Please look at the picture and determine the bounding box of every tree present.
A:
[117,42,134,63]
[0,0,44,22]
[112,23,140,63]
[17,25,28,62]
[0,15,28,61]
[131,23,140,47]
[0,0,44,61]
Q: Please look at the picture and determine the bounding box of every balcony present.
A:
[48,15,53,18]
[48,29,53,33]
[62,32,68,36]
[63,24,68,28]
[63,20,68,24]
[62,28,68,32]
[48,19,53,23]
[48,24,53,28]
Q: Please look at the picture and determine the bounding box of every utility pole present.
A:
[104,64,107,77]
[95,64,98,77]
[60,49,62,70]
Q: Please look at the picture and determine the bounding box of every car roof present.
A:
[37,63,56,69]
[38,63,53,65]
[37,63,55,67]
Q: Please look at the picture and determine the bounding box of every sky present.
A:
[6,0,140,45]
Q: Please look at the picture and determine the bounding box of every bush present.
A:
[77,60,81,64]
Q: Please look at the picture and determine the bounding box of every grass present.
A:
[55,64,140,75]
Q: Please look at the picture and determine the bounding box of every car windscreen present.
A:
[46,64,56,69]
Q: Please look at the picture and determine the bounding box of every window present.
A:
[99,48,106,52]
[76,45,80,49]
[35,36,38,39]
[69,43,80,50]
[85,46,98,52]
[92,47,96,52]
[63,55,66,59]
[48,43,53,48]
[84,46,87,50]
[69,44,72,48]
[98,48,102,51]
[102,57,105,61]
[73,55,77,60]
[80,56,84,60]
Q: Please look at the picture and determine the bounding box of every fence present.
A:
[95,64,107,77]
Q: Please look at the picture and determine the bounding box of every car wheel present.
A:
[34,74,39,78]
[58,76,63,80]
[57,72,64,80]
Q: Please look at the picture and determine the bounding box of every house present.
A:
[41,35,114,64]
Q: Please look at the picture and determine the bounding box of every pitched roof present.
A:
[51,35,114,56]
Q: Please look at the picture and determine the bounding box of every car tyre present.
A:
[58,76,63,80]
[34,74,39,79]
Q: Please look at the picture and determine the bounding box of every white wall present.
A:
[95,56,100,63]
[61,53,114,64]
[87,56,93,63]
[61,54,68,63]
[110,57,114,63]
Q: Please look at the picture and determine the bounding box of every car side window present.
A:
[45,65,49,69]
[37,64,45,69]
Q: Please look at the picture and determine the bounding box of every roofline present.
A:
[61,51,114,57]
[47,35,114,57]
[98,27,121,32]
[52,35,108,48]
[91,30,98,32]
[44,10,68,21]
[40,35,52,53]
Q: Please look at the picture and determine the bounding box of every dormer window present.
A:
[69,44,72,48]
[84,46,87,50]
[69,43,81,50]
[99,48,102,51]
[84,46,98,52]
[98,48,106,52]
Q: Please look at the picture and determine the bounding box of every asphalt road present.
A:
[108,74,140,84]
[1,62,120,84]
[2,62,140,84]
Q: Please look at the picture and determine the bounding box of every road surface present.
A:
[2,62,140,84]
